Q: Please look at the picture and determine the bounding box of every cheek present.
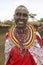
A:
[14,15,19,20]
[24,17,28,20]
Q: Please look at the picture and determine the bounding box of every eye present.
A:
[23,13,28,17]
[16,13,21,16]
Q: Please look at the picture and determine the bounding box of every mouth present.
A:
[16,19,26,28]
[18,21,24,25]
[16,21,25,28]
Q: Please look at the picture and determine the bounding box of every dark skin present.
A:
[14,5,29,56]
[14,5,29,33]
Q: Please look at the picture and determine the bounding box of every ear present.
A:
[13,14,15,20]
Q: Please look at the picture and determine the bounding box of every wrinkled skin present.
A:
[14,5,29,29]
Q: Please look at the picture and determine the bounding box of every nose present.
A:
[20,14,24,20]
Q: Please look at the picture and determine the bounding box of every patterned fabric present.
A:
[29,43,43,65]
[4,38,15,65]
[29,30,43,65]
[5,24,43,65]
[6,46,36,65]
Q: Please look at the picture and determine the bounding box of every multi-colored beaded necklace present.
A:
[9,23,35,48]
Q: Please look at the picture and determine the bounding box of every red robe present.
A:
[6,47,36,65]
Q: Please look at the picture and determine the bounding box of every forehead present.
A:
[15,7,28,14]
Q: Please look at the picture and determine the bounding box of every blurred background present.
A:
[0,0,43,65]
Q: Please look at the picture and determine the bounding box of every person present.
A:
[5,5,43,65]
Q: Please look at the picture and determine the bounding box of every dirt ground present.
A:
[0,33,5,65]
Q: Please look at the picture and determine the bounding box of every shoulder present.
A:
[34,29,42,47]
[5,31,10,39]
[5,31,15,47]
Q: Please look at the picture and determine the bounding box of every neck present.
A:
[16,26,26,34]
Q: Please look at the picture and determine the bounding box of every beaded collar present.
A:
[9,23,35,48]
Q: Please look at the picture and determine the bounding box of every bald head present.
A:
[15,5,28,15]
[14,5,29,28]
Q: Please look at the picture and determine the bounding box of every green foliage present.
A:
[39,18,43,22]
[29,13,37,18]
